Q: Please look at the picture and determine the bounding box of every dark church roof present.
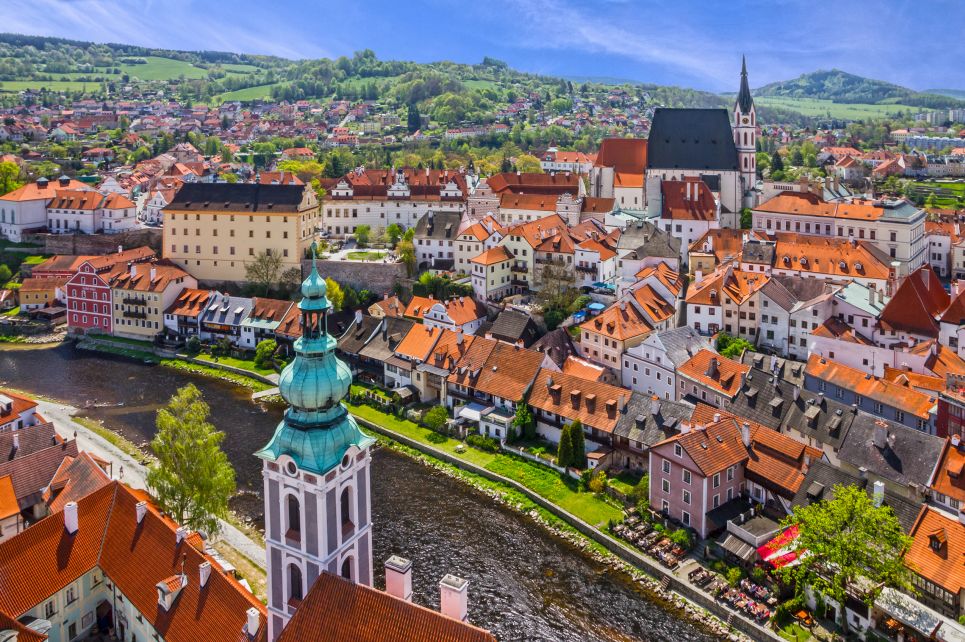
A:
[167,182,307,212]
[646,108,739,172]
[736,55,754,114]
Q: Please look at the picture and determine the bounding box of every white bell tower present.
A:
[733,56,757,209]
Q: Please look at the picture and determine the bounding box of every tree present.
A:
[0,161,23,195]
[778,484,911,632]
[385,223,404,247]
[770,150,785,174]
[514,154,542,173]
[397,238,416,276]
[406,103,421,133]
[716,332,752,359]
[354,224,371,247]
[740,207,753,229]
[325,277,344,311]
[512,402,536,441]
[245,251,282,296]
[279,267,303,298]
[185,335,202,356]
[253,339,277,370]
[556,422,574,469]
[0,264,11,286]
[422,406,448,431]
[568,420,586,469]
[146,385,236,536]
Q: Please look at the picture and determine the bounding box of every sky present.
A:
[4,0,964,93]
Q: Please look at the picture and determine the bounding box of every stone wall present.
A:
[24,229,163,256]
[302,259,409,294]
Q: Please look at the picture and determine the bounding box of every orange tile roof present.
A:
[678,350,750,398]
[576,237,616,261]
[910,340,965,379]
[561,356,606,382]
[631,285,676,325]
[485,172,579,196]
[527,368,627,433]
[579,299,653,342]
[42,451,111,513]
[109,261,192,293]
[394,324,443,362]
[100,191,136,209]
[47,188,102,210]
[504,214,568,249]
[929,441,965,505]
[772,232,891,281]
[0,389,38,422]
[594,138,647,173]
[471,343,544,401]
[447,336,499,388]
[499,193,558,212]
[277,572,495,642]
[460,216,503,242]
[470,245,513,266]
[882,367,945,395]
[811,318,874,345]
[403,296,435,320]
[756,192,884,221]
[426,330,475,370]
[652,418,749,476]
[442,297,487,326]
[614,171,644,188]
[635,262,684,296]
[805,355,936,420]
[0,475,18,520]
[685,265,768,306]
[0,482,267,641]
[660,179,716,221]
[906,506,965,596]
[19,276,68,292]
[372,295,405,318]
[0,179,88,202]
[165,288,211,318]
[248,297,294,323]
[880,266,950,337]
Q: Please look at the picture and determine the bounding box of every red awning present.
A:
[757,524,802,569]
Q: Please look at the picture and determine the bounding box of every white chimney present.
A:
[872,480,885,507]
[199,561,212,588]
[150,267,157,281]
[741,422,751,447]
[176,526,187,543]
[355,309,363,324]
[713,413,721,423]
[793,386,801,401]
[136,500,148,523]
[11,432,18,451]
[64,501,79,534]
[245,607,260,637]
[873,423,888,449]
[130,263,136,278]
[439,574,469,622]
[953,433,962,448]
[384,556,413,602]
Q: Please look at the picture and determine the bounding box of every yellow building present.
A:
[109,261,197,340]
[18,277,67,311]
[162,183,319,283]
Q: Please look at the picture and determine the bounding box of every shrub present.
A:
[253,339,277,369]
[422,406,449,431]
[587,470,608,494]
[185,336,202,356]
[669,528,692,549]
[568,420,586,469]
[466,434,500,453]
[726,566,744,587]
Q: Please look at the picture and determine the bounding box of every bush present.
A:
[185,336,202,356]
[725,566,744,587]
[669,528,693,549]
[253,339,277,369]
[466,434,500,453]
[210,337,232,358]
[422,406,449,431]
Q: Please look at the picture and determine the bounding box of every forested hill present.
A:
[754,69,963,109]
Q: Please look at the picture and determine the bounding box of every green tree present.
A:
[0,264,11,286]
[253,339,277,369]
[185,335,202,356]
[422,406,448,431]
[740,208,753,229]
[406,103,421,133]
[778,484,912,632]
[385,223,404,247]
[397,237,416,276]
[354,224,371,247]
[146,385,236,535]
[716,332,752,359]
[325,277,345,311]
[514,154,542,173]
[512,402,536,441]
[0,161,23,195]
[568,419,586,469]
[770,150,785,174]
[556,422,574,468]
[245,251,282,296]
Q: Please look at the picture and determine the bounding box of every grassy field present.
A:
[118,56,209,80]
[220,63,261,74]
[345,251,386,261]
[0,80,101,93]
[195,353,276,376]
[464,79,499,91]
[210,83,283,103]
[905,180,965,208]
[347,402,623,527]
[756,96,924,120]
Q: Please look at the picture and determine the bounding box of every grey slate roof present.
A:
[613,394,693,447]
[617,220,681,259]
[741,239,775,265]
[736,56,754,114]
[789,460,922,534]
[531,328,577,369]
[413,210,462,241]
[646,108,740,172]
[838,414,945,489]
[337,315,382,357]
[720,366,794,430]
[782,390,855,451]
[484,309,540,347]
[647,326,712,368]
[741,352,806,388]
[358,317,414,363]
[200,293,253,328]
[167,182,307,212]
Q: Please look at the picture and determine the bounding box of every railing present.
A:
[510,263,528,273]
[122,310,147,319]
[122,297,147,306]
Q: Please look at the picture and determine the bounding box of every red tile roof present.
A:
[906,506,965,596]
[277,572,494,642]
[470,343,544,402]
[527,368,627,433]
[652,419,749,477]
[593,138,647,173]
[42,451,111,513]
[879,265,950,337]
[678,350,750,398]
[660,179,716,221]
[0,390,37,423]
[805,355,936,420]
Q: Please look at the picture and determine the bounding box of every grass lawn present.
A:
[21,255,48,265]
[777,622,813,642]
[0,80,99,93]
[347,402,623,527]
[160,359,273,391]
[118,56,209,81]
[221,63,261,74]
[210,83,284,104]
[609,470,643,497]
[95,335,155,349]
[345,251,386,261]
[196,353,275,376]
[1,306,20,317]
[755,96,923,120]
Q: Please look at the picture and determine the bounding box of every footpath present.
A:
[36,399,267,570]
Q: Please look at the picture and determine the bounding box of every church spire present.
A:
[736,55,754,114]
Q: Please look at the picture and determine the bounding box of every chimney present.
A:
[570,390,582,409]
[199,561,212,588]
[117,244,123,254]
[64,501,79,534]
[150,267,157,282]
[706,357,719,378]
[245,607,260,637]
[793,386,801,401]
[355,309,363,325]
[605,398,617,417]
[741,422,751,448]
[456,330,464,345]
[11,432,18,451]
[858,466,868,479]
[136,500,148,523]
[439,575,469,622]
[872,480,885,507]
[873,422,888,449]
[385,556,413,602]
[713,413,721,423]
[176,526,187,543]
[650,397,661,418]
[130,263,136,278]
[869,284,875,307]
[953,433,962,448]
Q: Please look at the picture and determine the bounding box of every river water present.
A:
[0,344,719,641]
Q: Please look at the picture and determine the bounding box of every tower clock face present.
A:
[742,117,749,124]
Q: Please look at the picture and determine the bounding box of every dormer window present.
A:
[929,529,947,552]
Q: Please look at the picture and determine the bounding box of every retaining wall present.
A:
[352,414,782,642]
[24,228,163,256]
[303,259,408,294]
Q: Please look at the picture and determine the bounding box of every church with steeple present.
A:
[733,55,758,208]
[255,247,377,641]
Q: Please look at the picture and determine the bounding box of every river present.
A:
[0,343,719,641]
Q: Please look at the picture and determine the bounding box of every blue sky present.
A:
[5,0,964,92]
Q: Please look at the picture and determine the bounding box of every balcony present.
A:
[122,297,147,306]
[122,310,147,320]
[510,263,528,273]
[575,264,596,273]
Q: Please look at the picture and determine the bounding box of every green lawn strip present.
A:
[777,622,812,642]
[93,335,155,348]
[160,359,273,391]
[1,307,19,317]
[347,402,622,527]
[20,255,48,265]
[195,353,276,376]
[345,251,386,261]
[0,335,26,343]
[84,342,159,362]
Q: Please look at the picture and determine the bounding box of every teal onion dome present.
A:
[255,249,374,475]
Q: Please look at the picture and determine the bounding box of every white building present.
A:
[621,326,711,400]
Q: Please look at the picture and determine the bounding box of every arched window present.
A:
[743,132,748,146]
[340,487,354,534]
[288,564,303,602]
[286,495,301,542]
[341,557,353,581]
[744,157,748,169]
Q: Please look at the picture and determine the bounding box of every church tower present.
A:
[256,247,376,641]
[733,55,757,208]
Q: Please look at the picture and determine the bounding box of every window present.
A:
[682,490,691,505]
[682,469,691,484]
[340,486,354,534]
[727,466,735,481]
[662,459,671,474]
[288,564,303,603]
[713,473,720,488]
[341,557,353,581]
[681,511,691,526]
[661,479,670,493]
[45,601,55,618]
[713,494,720,508]
[66,586,77,605]
[286,494,301,542]
[895,411,905,423]
[674,443,682,457]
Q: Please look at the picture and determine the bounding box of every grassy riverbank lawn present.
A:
[346,403,623,527]
[195,353,276,376]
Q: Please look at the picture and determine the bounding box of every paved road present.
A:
[37,399,267,570]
